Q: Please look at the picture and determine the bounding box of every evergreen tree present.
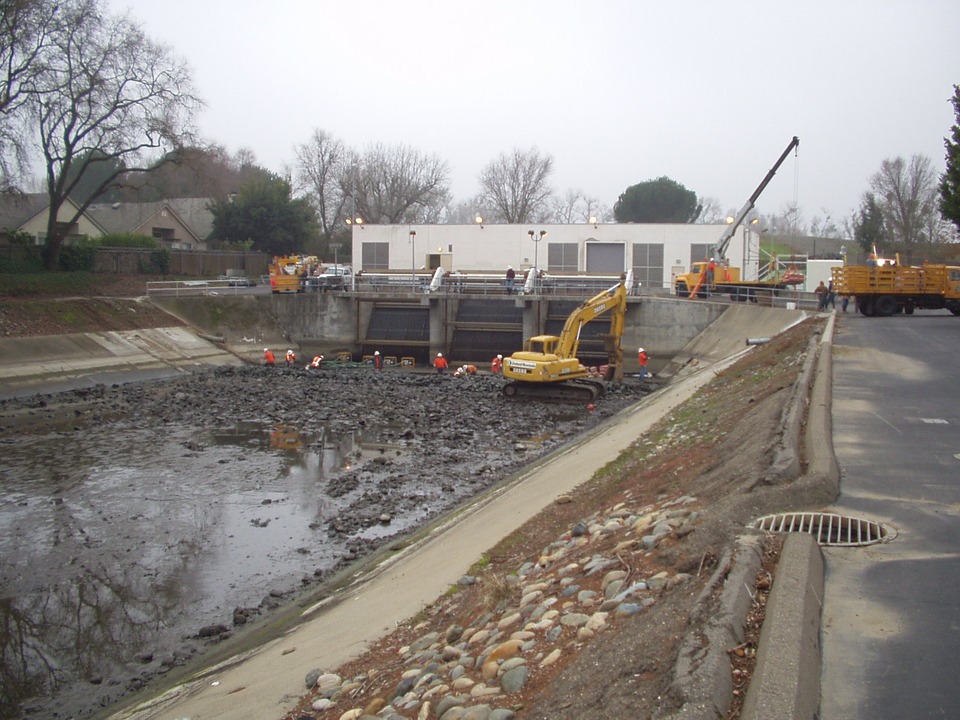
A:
[853,192,886,253]
[614,177,702,223]
[939,84,960,234]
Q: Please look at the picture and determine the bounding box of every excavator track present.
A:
[502,378,605,403]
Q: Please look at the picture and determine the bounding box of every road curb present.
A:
[740,533,824,720]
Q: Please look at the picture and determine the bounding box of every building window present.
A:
[690,243,711,264]
[632,243,664,290]
[546,242,578,272]
[362,242,390,270]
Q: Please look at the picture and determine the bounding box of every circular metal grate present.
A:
[750,512,892,547]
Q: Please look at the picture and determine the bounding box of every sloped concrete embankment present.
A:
[0,327,243,399]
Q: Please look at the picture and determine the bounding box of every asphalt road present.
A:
[822,310,960,719]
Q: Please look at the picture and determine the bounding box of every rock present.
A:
[500,663,529,692]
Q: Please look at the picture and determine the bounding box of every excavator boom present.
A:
[502,280,629,401]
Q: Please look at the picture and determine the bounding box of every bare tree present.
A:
[869,154,940,244]
[809,208,840,238]
[339,142,450,224]
[32,0,200,269]
[696,197,724,224]
[478,147,554,223]
[0,0,59,190]
[549,188,608,224]
[293,128,346,240]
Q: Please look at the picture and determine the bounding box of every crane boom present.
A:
[713,135,799,261]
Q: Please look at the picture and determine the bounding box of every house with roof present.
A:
[0,193,106,245]
[0,194,214,251]
[86,198,214,250]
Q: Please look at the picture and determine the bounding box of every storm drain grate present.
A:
[751,512,891,547]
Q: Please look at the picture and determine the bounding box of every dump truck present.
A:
[830,263,960,316]
[501,278,628,401]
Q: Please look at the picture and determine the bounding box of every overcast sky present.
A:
[108,0,959,228]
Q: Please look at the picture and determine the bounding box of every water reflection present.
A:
[0,421,405,718]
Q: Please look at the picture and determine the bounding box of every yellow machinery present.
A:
[831,263,960,316]
[501,281,628,401]
[675,136,803,301]
[269,255,316,294]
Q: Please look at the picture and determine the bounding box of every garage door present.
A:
[585,243,625,273]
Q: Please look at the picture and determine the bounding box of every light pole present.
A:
[527,229,546,291]
[409,230,416,289]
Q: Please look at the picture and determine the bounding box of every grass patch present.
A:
[0,272,101,297]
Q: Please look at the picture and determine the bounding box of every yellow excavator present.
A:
[501,278,628,401]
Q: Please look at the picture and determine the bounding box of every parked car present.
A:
[306,265,352,291]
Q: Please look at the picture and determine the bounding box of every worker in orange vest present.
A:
[285,349,296,366]
[307,354,323,369]
[263,348,275,366]
[373,350,383,370]
[433,352,449,374]
[491,354,503,373]
[638,347,649,380]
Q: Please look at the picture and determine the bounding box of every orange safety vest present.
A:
[491,357,502,373]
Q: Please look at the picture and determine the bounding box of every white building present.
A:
[351,222,760,292]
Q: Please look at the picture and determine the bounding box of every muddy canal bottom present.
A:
[0,367,647,718]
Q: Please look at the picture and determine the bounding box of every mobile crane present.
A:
[675,136,804,300]
[501,278,629,401]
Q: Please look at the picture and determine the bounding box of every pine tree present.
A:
[939,84,960,233]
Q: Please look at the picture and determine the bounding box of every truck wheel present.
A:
[858,297,875,316]
[950,306,960,316]
[875,295,898,317]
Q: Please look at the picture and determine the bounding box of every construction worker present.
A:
[433,352,448,374]
[308,354,323,369]
[491,354,503,373]
[638,347,649,380]
[373,350,383,370]
[285,349,296,366]
[454,364,477,377]
[263,348,275,366]
[706,258,716,288]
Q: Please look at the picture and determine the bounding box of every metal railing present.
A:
[146,279,260,297]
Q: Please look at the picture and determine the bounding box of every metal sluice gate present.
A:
[751,512,892,547]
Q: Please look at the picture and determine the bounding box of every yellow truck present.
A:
[830,263,960,316]
[269,255,316,294]
[674,261,801,301]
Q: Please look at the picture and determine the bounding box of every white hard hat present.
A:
[263,348,269,352]
[437,352,443,357]
[286,349,293,354]
[507,265,513,269]
[638,347,645,353]
[497,354,502,359]
[374,351,380,355]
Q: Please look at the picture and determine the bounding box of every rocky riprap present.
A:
[291,493,702,720]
